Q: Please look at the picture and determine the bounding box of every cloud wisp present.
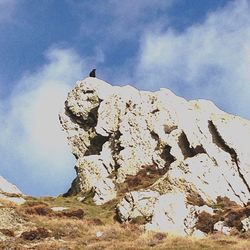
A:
[135,0,250,119]
[0,47,86,195]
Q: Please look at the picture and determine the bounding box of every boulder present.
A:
[241,217,250,232]
[0,176,22,195]
[59,77,250,235]
[0,176,25,205]
[214,221,231,235]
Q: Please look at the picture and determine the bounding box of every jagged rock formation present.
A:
[0,176,25,204]
[0,176,22,195]
[59,77,250,236]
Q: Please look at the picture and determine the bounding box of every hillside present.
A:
[0,77,249,249]
[0,195,249,249]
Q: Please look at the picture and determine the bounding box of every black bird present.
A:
[89,69,96,77]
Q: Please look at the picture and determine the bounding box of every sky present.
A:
[1,0,250,196]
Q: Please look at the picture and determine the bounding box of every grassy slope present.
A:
[0,196,249,250]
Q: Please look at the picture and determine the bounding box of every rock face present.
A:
[0,176,22,195]
[59,77,250,235]
[0,176,25,204]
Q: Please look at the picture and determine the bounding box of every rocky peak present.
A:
[59,77,250,235]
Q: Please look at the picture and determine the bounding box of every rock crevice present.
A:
[208,120,250,195]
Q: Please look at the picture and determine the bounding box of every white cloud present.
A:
[135,0,250,119]
[0,47,86,195]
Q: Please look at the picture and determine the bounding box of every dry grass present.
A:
[117,165,168,196]
[0,198,18,208]
[17,199,85,220]
[0,196,249,250]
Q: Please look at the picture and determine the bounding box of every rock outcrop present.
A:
[0,176,22,195]
[0,176,27,240]
[0,176,25,204]
[59,77,250,236]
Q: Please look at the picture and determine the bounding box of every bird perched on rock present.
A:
[89,69,96,77]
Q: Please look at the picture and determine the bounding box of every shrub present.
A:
[196,211,217,233]
[89,218,104,226]
[21,227,50,241]
[216,196,237,209]
[24,204,53,216]
[0,229,15,237]
[148,232,167,247]
[130,216,148,225]
[59,209,85,219]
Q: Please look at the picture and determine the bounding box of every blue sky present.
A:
[1,0,250,196]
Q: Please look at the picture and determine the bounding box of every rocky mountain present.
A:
[59,77,250,236]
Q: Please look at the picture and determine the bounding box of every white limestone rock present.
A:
[51,207,68,211]
[117,190,160,222]
[0,176,25,204]
[145,192,188,235]
[158,153,248,205]
[73,155,116,204]
[192,229,206,238]
[214,221,231,235]
[0,194,25,205]
[0,176,22,194]
[59,77,250,234]
[241,217,250,232]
